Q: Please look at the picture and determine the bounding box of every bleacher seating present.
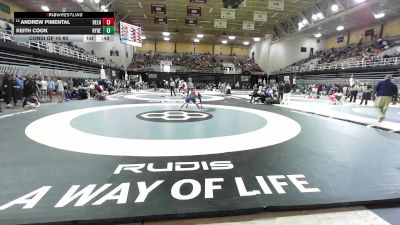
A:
[272,36,400,75]
[128,52,265,75]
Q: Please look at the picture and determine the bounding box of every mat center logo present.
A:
[137,110,213,122]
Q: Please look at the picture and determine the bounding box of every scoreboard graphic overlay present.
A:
[13,12,115,42]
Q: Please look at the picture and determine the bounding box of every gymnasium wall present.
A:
[75,33,134,70]
[232,46,250,56]
[137,42,156,52]
[137,41,249,56]
[349,24,381,44]
[382,16,400,37]
[0,0,25,21]
[175,43,194,53]
[268,34,325,73]
[250,38,272,73]
[196,43,213,54]
[324,16,400,49]
[213,44,231,55]
[324,33,348,49]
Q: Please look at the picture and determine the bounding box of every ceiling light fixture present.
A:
[243,41,250,45]
[162,32,170,36]
[141,36,146,40]
[194,38,200,43]
[374,12,385,19]
[331,4,339,12]
[355,0,366,3]
[312,14,318,20]
[337,25,344,31]
[103,9,108,12]
[312,13,324,21]
[228,36,235,40]
[93,0,100,3]
[41,5,50,11]
[164,37,170,41]
[298,19,309,30]
[221,40,228,44]
[253,37,260,42]
[101,5,106,10]
[197,34,204,38]
[77,0,84,2]
[314,33,322,38]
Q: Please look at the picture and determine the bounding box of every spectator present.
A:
[22,75,36,108]
[375,75,398,122]
[40,77,48,102]
[15,75,23,102]
[282,80,291,105]
[278,81,284,102]
[2,73,13,108]
[169,78,176,96]
[360,82,372,105]
[225,83,232,95]
[47,77,55,102]
[55,78,65,103]
[0,81,3,112]
[249,84,259,104]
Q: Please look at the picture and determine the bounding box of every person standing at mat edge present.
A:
[282,80,291,105]
[169,78,176,96]
[0,81,3,112]
[375,75,398,122]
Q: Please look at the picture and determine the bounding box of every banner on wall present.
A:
[148,73,157,79]
[189,0,207,2]
[110,47,119,56]
[241,76,250,81]
[268,0,284,10]
[253,11,267,22]
[214,19,227,28]
[185,17,198,26]
[154,15,168,24]
[129,75,139,81]
[365,29,374,37]
[0,2,10,14]
[221,8,235,19]
[100,69,106,79]
[151,4,166,14]
[187,6,201,16]
[337,36,344,43]
[242,21,255,30]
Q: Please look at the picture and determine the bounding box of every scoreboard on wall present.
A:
[119,21,142,47]
[13,12,115,42]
